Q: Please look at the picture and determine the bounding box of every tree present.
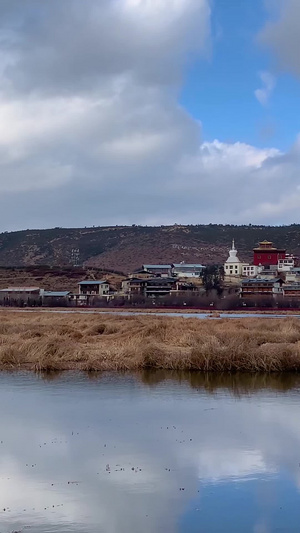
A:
[202,265,224,295]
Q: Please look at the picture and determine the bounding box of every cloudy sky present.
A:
[0,0,299,230]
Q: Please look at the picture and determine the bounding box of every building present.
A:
[253,240,286,267]
[122,277,178,298]
[256,265,278,279]
[0,287,41,303]
[130,269,153,279]
[142,265,173,277]
[283,284,300,298]
[145,277,178,297]
[78,280,110,296]
[172,263,205,278]
[242,265,259,278]
[240,278,284,298]
[278,256,295,272]
[121,278,146,296]
[41,291,71,304]
[285,268,300,283]
[224,240,244,279]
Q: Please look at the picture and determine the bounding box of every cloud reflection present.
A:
[0,372,299,532]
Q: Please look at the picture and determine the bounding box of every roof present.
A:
[172,264,205,268]
[146,277,176,284]
[129,277,176,285]
[225,257,242,264]
[253,245,285,251]
[143,264,172,269]
[43,291,70,297]
[0,287,40,292]
[242,277,282,284]
[78,280,107,285]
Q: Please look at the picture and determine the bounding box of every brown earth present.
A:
[0,266,124,292]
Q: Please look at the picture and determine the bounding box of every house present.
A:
[242,265,258,278]
[41,291,71,304]
[283,283,300,298]
[145,277,178,297]
[130,269,153,279]
[256,266,279,279]
[278,256,295,272]
[285,268,300,283]
[172,263,205,278]
[142,265,173,277]
[253,240,286,267]
[121,278,146,296]
[240,278,284,298]
[0,287,41,304]
[78,280,110,296]
[73,280,110,305]
[122,277,177,298]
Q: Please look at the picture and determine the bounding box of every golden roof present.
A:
[259,240,273,245]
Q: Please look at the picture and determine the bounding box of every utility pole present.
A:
[71,248,80,267]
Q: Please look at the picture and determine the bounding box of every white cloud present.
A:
[255,71,276,106]
[259,0,300,77]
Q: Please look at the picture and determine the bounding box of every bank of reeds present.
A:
[1,311,300,372]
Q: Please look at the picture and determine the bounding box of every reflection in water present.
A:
[138,369,300,395]
[0,371,300,532]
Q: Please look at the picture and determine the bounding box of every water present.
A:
[16,308,300,319]
[1,371,300,532]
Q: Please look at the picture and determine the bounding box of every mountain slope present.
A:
[0,224,299,273]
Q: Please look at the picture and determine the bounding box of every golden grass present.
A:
[1,311,300,372]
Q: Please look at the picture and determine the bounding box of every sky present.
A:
[0,0,299,231]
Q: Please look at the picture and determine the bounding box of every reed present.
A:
[0,311,300,372]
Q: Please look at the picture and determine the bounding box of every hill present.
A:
[0,224,299,273]
[0,266,124,292]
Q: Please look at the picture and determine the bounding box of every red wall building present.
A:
[253,240,286,266]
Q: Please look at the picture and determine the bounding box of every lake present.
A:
[1,371,300,532]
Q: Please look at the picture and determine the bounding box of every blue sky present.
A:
[181,0,300,151]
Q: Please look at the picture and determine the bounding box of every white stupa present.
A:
[224,239,243,277]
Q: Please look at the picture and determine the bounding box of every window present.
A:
[258,255,261,259]
[268,255,271,259]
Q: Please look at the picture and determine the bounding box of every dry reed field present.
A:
[1,311,300,372]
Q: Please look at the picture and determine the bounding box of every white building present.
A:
[172,263,205,278]
[242,264,259,278]
[78,280,110,296]
[285,268,300,283]
[278,256,295,272]
[224,240,244,279]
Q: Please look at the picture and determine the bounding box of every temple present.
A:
[253,240,286,267]
[224,239,243,278]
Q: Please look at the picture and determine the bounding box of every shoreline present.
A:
[1,306,300,316]
[1,310,300,373]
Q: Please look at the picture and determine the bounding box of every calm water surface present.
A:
[1,371,300,532]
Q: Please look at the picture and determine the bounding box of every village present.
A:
[0,239,299,309]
